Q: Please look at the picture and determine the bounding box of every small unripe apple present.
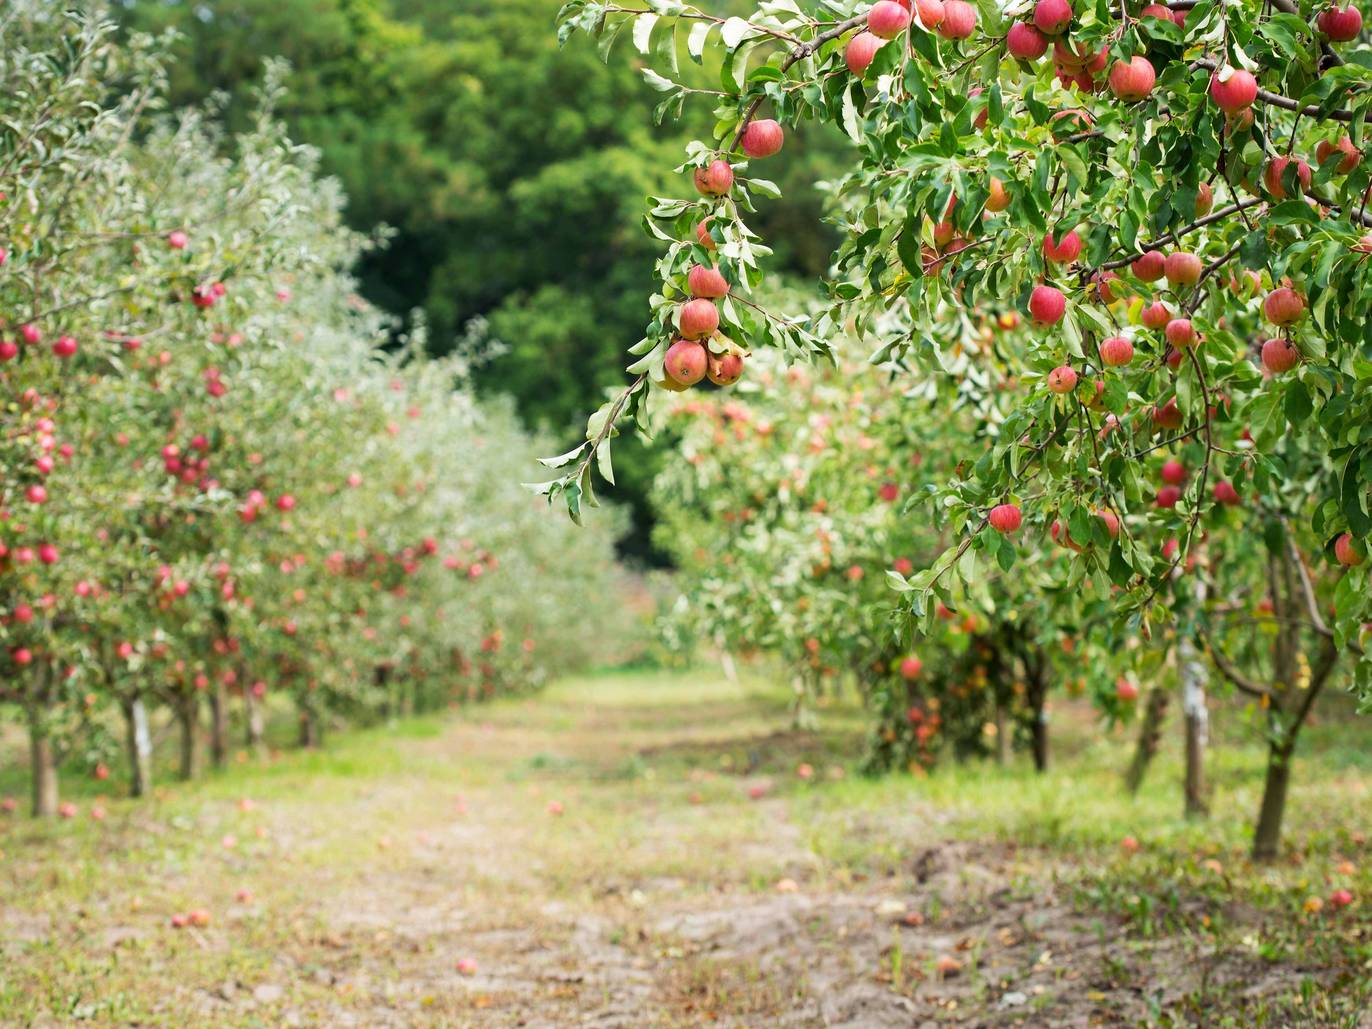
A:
[989,503,1023,533]
[678,298,720,339]
[1156,485,1181,508]
[1209,67,1258,113]
[665,339,708,386]
[1108,56,1156,102]
[1047,365,1077,393]
[1160,460,1187,485]
[1260,337,1300,373]
[1164,251,1203,286]
[1007,21,1048,59]
[706,350,744,386]
[1131,250,1165,281]
[868,0,912,39]
[693,159,734,196]
[899,655,923,679]
[1033,0,1072,35]
[1318,4,1363,41]
[1099,335,1134,367]
[1263,156,1312,199]
[1164,318,1196,346]
[741,119,785,158]
[1213,480,1241,505]
[1140,300,1172,329]
[1315,135,1361,174]
[845,31,884,74]
[937,0,977,38]
[986,177,1011,211]
[1264,286,1306,325]
[1028,284,1066,325]
[1042,229,1081,263]
[687,264,730,298]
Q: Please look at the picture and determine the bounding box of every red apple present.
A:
[1335,533,1363,566]
[1028,284,1066,325]
[899,655,923,679]
[937,0,977,38]
[1047,365,1077,393]
[693,160,734,196]
[687,264,730,298]
[678,298,720,339]
[706,350,744,386]
[741,119,785,159]
[664,339,708,386]
[1042,229,1082,263]
[1141,300,1172,329]
[1165,318,1196,346]
[989,503,1023,533]
[1007,22,1048,59]
[1108,56,1156,102]
[868,0,912,39]
[1318,4,1363,41]
[1161,460,1187,485]
[1156,485,1181,508]
[1260,337,1300,373]
[1099,335,1134,367]
[1033,0,1072,35]
[1264,286,1306,325]
[1209,67,1258,113]
[1164,251,1203,286]
[846,31,884,74]
[1263,156,1312,199]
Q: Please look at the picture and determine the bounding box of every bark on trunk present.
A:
[298,704,321,748]
[994,703,1011,766]
[123,695,154,797]
[176,695,200,781]
[27,705,58,818]
[1125,687,1169,794]
[208,682,229,768]
[1252,744,1293,861]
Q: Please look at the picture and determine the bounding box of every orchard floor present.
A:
[1,670,1370,1028]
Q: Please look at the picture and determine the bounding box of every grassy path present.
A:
[1,669,1368,1026]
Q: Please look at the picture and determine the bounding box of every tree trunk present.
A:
[244,691,265,756]
[176,695,200,781]
[1125,687,1169,794]
[27,705,58,818]
[123,695,153,797]
[208,682,229,769]
[1030,711,1049,772]
[1024,650,1049,773]
[298,704,321,748]
[720,649,738,683]
[994,702,1010,766]
[1252,743,1293,861]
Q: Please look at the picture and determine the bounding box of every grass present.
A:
[0,666,1367,1026]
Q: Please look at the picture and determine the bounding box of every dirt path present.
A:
[2,670,1367,1027]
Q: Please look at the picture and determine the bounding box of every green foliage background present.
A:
[118,0,846,557]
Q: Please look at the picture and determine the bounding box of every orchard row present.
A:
[0,9,627,816]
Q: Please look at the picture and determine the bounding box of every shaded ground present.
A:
[0,669,1369,1026]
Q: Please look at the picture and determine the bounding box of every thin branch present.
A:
[1199,625,1273,700]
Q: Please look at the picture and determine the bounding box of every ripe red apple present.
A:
[1028,284,1066,325]
[1209,67,1258,113]
[1164,251,1203,286]
[1131,250,1165,280]
[0,340,17,362]
[1047,365,1077,393]
[1161,460,1187,485]
[25,484,46,505]
[741,119,784,159]
[1264,286,1306,325]
[1213,480,1241,505]
[687,264,730,298]
[706,350,744,386]
[52,335,77,359]
[899,655,923,679]
[693,159,734,196]
[868,0,912,38]
[1335,533,1363,566]
[1318,4,1363,40]
[1042,229,1081,263]
[937,0,976,37]
[665,339,708,386]
[1033,0,1072,35]
[1328,887,1354,908]
[695,218,717,250]
[989,503,1023,533]
[1156,485,1181,508]
[1140,300,1172,329]
[1153,397,1183,430]
[1194,181,1214,216]
[893,557,915,575]
[1260,337,1300,373]
[20,323,40,345]
[1007,21,1048,58]
[168,230,189,249]
[1315,135,1362,174]
[678,298,720,339]
[1108,56,1156,102]
[1263,156,1312,199]
[1164,318,1196,347]
[1093,270,1120,304]
[846,31,884,74]
[1115,678,1139,701]
[1099,335,1134,367]
[914,0,945,27]
[986,177,1011,212]
[275,494,296,512]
